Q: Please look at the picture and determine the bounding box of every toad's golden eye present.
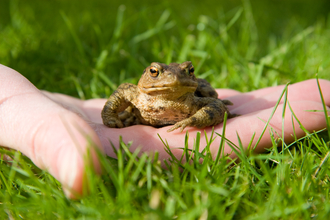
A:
[189,66,194,75]
[150,67,159,77]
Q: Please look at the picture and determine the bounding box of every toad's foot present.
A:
[167,118,196,132]
[167,111,239,132]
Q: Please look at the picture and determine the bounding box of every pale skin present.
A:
[1,64,330,198]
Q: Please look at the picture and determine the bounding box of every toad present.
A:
[101,61,235,132]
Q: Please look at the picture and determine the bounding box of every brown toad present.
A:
[101,61,234,132]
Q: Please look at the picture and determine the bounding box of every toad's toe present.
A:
[167,119,190,132]
[103,118,124,128]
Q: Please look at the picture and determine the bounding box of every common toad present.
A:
[102,61,235,132]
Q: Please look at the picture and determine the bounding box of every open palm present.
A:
[1,64,329,197]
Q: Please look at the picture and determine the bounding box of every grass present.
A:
[1,0,330,219]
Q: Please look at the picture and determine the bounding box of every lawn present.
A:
[1,0,330,219]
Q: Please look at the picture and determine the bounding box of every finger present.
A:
[0,65,40,99]
[40,91,106,124]
[42,91,91,122]
[217,85,286,104]
[228,79,330,114]
[215,85,286,111]
[82,99,107,123]
[215,88,242,99]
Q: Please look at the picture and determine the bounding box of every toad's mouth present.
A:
[140,85,197,94]
[139,79,198,94]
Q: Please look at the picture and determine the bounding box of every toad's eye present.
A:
[189,67,194,75]
[150,67,159,77]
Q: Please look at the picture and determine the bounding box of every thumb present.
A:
[0,65,103,198]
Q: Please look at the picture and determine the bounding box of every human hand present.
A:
[96,78,330,160]
[1,64,329,198]
[0,64,104,198]
[43,78,330,163]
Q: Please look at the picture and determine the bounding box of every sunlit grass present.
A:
[1,0,330,219]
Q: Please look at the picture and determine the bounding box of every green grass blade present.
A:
[316,76,330,138]
[253,83,289,149]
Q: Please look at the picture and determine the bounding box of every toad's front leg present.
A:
[101,83,137,128]
[167,98,231,132]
